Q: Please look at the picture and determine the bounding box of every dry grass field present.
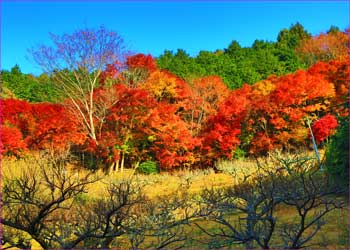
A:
[2,149,349,249]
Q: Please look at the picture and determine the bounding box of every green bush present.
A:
[232,147,246,159]
[137,161,159,175]
[325,118,349,182]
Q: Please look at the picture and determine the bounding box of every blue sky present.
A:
[1,1,349,75]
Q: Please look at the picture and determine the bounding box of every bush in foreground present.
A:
[325,117,349,183]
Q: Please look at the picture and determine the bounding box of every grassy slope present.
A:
[2,152,349,249]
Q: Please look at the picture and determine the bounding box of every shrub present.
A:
[232,147,246,159]
[137,161,159,175]
[325,117,349,182]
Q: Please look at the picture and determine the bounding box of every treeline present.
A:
[157,23,346,89]
[1,58,348,172]
[2,23,347,102]
[1,25,349,173]
[1,65,60,102]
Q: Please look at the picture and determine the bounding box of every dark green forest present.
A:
[156,23,311,88]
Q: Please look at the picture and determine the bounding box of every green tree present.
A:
[277,22,311,49]
[1,65,60,102]
[275,23,310,71]
[251,40,283,77]
[157,49,204,81]
[325,117,349,182]
[225,40,242,56]
[327,25,340,34]
[157,23,310,90]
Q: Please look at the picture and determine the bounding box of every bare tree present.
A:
[194,154,346,249]
[195,167,282,249]
[1,156,148,249]
[2,153,345,249]
[126,189,195,249]
[76,178,146,249]
[32,26,128,143]
[273,155,346,249]
[1,156,98,249]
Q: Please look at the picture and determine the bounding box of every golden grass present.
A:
[1,149,326,199]
[186,202,349,249]
[2,149,347,249]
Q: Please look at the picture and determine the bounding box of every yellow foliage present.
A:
[290,126,309,143]
[1,86,17,99]
[252,79,276,96]
[141,70,178,100]
[302,103,328,112]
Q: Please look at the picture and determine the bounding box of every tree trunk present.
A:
[121,152,125,172]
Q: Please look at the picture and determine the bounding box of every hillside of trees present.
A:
[1,24,349,174]
[2,23,347,101]
[1,23,349,249]
[156,23,346,88]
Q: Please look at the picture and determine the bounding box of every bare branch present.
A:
[31,26,128,142]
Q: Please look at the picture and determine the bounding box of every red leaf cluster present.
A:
[2,59,346,169]
[29,103,86,153]
[311,114,339,144]
[0,126,27,157]
[147,103,201,169]
[200,85,251,163]
[99,61,122,85]
[96,84,157,164]
[126,53,157,72]
[1,99,85,157]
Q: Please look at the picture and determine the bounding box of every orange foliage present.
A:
[189,76,230,131]
[308,60,349,116]
[147,103,201,169]
[240,63,337,154]
[126,53,157,72]
[271,70,335,107]
[192,76,229,112]
[296,29,350,65]
[200,85,251,163]
[1,99,86,156]
[0,126,27,157]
